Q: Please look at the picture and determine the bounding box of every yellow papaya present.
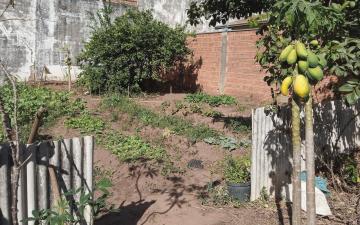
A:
[310,40,319,47]
[307,50,319,68]
[295,42,308,59]
[293,75,310,98]
[280,76,293,96]
[308,66,324,81]
[287,49,297,65]
[298,60,309,74]
[279,45,294,62]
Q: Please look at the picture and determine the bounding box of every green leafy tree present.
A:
[78,8,191,94]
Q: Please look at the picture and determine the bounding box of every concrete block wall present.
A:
[189,30,271,102]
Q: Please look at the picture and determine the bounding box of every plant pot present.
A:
[227,182,251,202]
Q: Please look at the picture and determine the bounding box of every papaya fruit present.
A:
[279,45,294,62]
[310,40,319,47]
[349,1,356,8]
[298,60,309,74]
[293,75,310,98]
[295,42,308,59]
[287,49,297,65]
[307,50,319,68]
[308,66,324,81]
[318,54,327,68]
[280,76,293,96]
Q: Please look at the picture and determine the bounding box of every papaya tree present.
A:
[278,39,325,225]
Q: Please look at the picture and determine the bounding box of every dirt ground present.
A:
[41,84,351,225]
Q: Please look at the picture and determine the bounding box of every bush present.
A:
[78,7,191,94]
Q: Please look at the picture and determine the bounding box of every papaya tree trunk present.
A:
[305,96,316,225]
[292,98,302,225]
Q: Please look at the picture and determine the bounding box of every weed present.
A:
[204,136,249,151]
[110,111,119,122]
[223,154,251,184]
[65,113,105,134]
[202,109,223,118]
[160,101,171,111]
[102,132,166,162]
[185,92,237,107]
[160,160,185,177]
[102,95,220,142]
[0,84,86,142]
[225,117,251,134]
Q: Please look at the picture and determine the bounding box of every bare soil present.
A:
[40,84,350,225]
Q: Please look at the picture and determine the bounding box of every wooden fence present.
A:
[0,136,94,225]
[251,100,360,201]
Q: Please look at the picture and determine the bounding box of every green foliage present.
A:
[102,95,220,142]
[0,84,85,142]
[78,7,191,94]
[25,178,112,225]
[225,118,251,134]
[65,113,105,134]
[102,132,166,162]
[223,155,251,184]
[256,0,360,104]
[187,0,274,27]
[327,38,360,104]
[202,109,223,118]
[342,156,360,184]
[185,93,237,107]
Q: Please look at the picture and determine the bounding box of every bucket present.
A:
[227,182,251,202]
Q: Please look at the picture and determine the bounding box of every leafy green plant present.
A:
[102,95,220,142]
[102,132,166,162]
[204,136,248,151]
[202,109,223,118]
[65,113,105,134]
[0,84,86,142]
[225,118,251,134]
[223,155,251,184]
[185,93,237,107]
[25,178,113,225]
[78,7,191,94]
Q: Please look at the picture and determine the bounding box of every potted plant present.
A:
[223,154,251,202]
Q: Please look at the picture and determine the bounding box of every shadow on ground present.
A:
[95,160,206,225]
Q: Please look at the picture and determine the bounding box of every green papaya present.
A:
[310,40,319,47]
[307,50,319,68]
[287,49,297,65]
[295,42,308,59]
[349,1,356,8]
[279,45,294,62]
[308,66,324,81]
[318,54,327,68]
[298,60,309,74]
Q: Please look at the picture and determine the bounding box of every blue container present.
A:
[227,182,251,202]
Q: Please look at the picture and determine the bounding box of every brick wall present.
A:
[189,30,272,103]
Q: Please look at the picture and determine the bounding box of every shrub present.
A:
[78,7,191,94]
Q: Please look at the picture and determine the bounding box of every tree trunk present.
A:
[292,98,302,225]
[305,96,316,225]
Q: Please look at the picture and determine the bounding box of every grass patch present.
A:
[65,113,105,134]
[101,132,166,162]
[102,95,220,142]
[185,92,237,107]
